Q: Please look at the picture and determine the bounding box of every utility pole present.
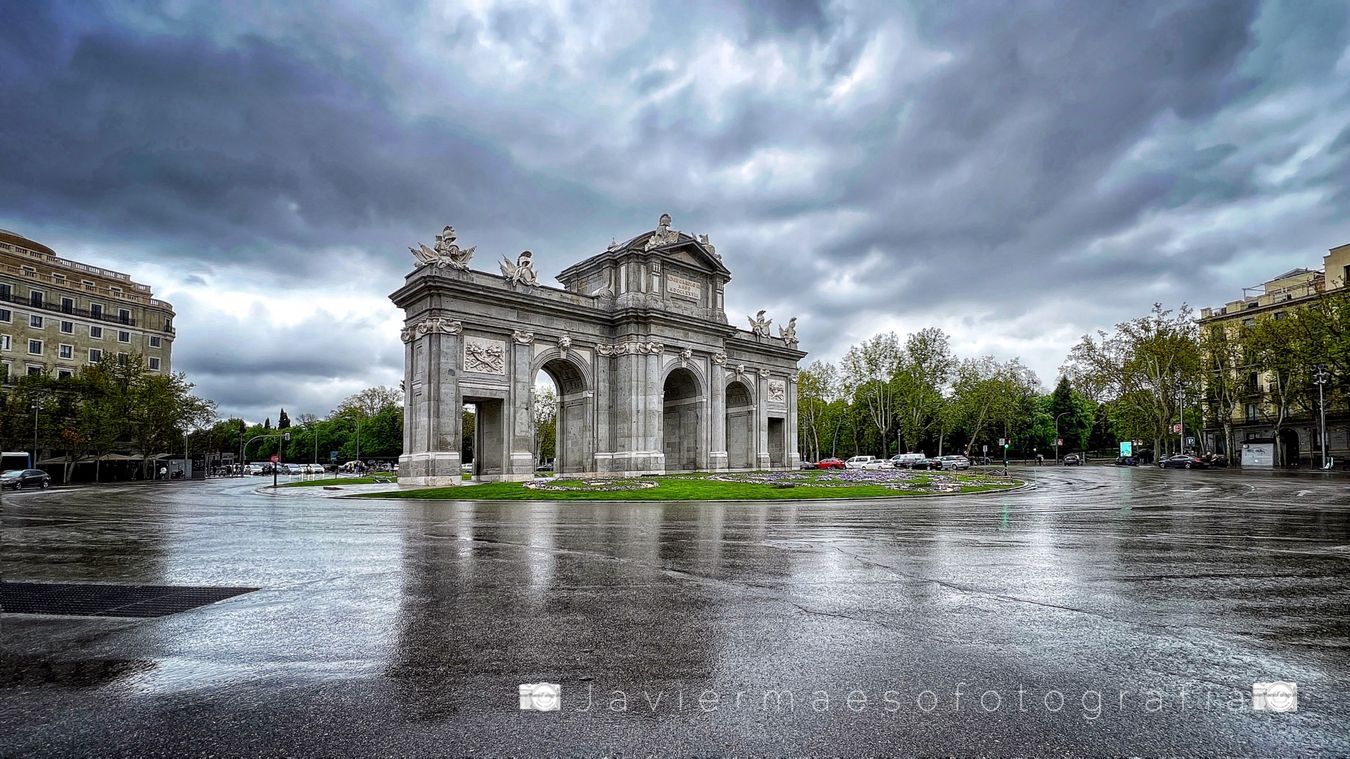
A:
[1314,365,1330,469]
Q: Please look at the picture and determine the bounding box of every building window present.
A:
[117,351,128,361]
[60,296,74,313]
[0,335,10,351]
[0,309,9,323]
[27,366,42,377]
[1245,403,1260,423]
[0,284,10,300]
[90,303,103,319]
[1274,311,1286,320]
[118,308,131,324]
[165,317,173,331]
[57,369,72,380]
[90,325,103,339]
[52,274,65,285]
[148,357,161,371]
[29,289,43,307]
[21,266,36,277]
[117,330,130,343]
[0,364,8,383]
[28,339,42,355]
[88,348,102,363]
[29,314,42,328]
[82,280,95,292]
[59,320,73,334]
[58,344,73,359]
[149,335,161,348]
[110,286,122,298]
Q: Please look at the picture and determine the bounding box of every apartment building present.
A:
[0,229,174,382]
[1199,242,1350,466]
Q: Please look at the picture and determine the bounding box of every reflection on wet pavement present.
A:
[0,467,1347,754]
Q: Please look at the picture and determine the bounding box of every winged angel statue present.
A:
[410,226,474,270]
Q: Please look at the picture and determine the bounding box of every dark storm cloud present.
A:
[3,0,1348,416]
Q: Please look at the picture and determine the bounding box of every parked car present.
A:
[1159,454,1208,470]
[907,457,933,470]
[1062,453,1082,466]
[970,455,992,465]
[816,458,845,470]
[1113,456,1138,466]
[302,463,326,474]
[535,461,554,473]
[246,464,267,476]
[934,455,970,471]
[1,468,51,490]
[1199,453,1229,468]
[844,456,876,469]
[862,458,891,470]
[890,453,928,469]
[799,460,817,470]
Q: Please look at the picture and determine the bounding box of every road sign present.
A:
[1056,438,1064,446]
[998,438,1006,447]
[1120,441,1133,457]
[982,444,988,454]
[1172,423,1182,433]
[330,450,338,462]
[270,453,279,463]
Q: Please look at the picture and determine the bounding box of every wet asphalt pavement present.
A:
[1,466,1348,756]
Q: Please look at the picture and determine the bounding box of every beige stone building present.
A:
[1199,242,1350,465]
[0,229,174,383]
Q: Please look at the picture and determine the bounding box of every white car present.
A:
[935,455,971,470]
[845,456,876,469]
[890,453,928,468]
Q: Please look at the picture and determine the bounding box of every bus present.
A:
[1,452,32,472]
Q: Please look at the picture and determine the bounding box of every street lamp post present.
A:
[31,398,39,469]
[1053,411,1070,463]
[1313,365,1330,469]
[1176,381,1185,455]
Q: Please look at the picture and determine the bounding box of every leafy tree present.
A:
[1245,313,1312,465]
[797,360,840,462]
[334,385,403,419]
[1064,304,1201,456]
[842,332,903,457]
[1200,322,1247,458]
[892,328,954,454]
[530,386,557,465]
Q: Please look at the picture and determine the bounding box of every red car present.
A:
[816,458,845,470]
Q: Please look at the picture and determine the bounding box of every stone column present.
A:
[709,358,728,470]
[398,320,463,487]
[786,373,801,469]
[508,332,536,479]
[647,348,664,471]
[593,348,613,473]
[755,369,771,469]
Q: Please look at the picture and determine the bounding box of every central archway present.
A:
[534,354,593,475]
[662,367,704,471]
[726,379,755,469]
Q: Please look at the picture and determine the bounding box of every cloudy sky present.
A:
[3,0,1349,422]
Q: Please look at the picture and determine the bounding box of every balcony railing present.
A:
[0,290,138,327]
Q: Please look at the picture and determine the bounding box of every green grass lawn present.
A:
[358,471,1020,501]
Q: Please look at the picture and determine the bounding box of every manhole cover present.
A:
[0,582,258,618]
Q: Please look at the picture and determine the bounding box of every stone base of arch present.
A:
[397,451,462,487]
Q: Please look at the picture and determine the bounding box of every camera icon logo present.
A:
[1252,681,1297,712]
[519,682,561,712]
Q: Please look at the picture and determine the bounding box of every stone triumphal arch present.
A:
[392,214,806,486]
